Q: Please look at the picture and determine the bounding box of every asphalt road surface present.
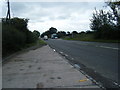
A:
[46,39,119,87]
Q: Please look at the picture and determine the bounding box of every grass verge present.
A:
[3,39,47,59]
[63,34,120,43]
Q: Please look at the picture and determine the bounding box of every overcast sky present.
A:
[1,0,109,34]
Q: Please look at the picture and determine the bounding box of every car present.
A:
[51,34,58,39]
[43,35,48,40]
[54,37,58,39]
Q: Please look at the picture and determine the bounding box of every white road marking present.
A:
[96,46,119,50]
[53,49,56,52]
[113,82,118,86]
[71,58,74,60]
[65,54,68,57]
[74,64,81,69]
[60,52,63,54]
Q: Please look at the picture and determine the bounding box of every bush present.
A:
[2,25,26,56]
[26,31,38,44]
[2,17,40,57]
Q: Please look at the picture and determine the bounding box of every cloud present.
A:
[1,1,106,33]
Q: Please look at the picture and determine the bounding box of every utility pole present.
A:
[6,0,11,20]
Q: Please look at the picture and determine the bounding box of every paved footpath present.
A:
[3,45,101,88]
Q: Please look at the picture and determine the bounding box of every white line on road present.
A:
[53,49,56,52]
[71,58,74,60]
[96,46,119,50]
[60,51,63,54]
[65,54,68,57]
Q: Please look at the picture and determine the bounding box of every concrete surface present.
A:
[3,45,100,88]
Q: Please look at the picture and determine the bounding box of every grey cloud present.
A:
[2,1,106,33]
[10,2,27,15]
[56,15,69,20]
[10,2,104,20]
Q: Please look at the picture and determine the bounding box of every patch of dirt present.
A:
[36,82,44,88]
[57,77,62,79]
[20,69,24,71]
[37,67,41,70]
[28,65,32,68]
[50,77,55,79]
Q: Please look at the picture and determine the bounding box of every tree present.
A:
[80,31,85,34]
[86,30,93,34]
[26,31,37,43]
[90,9,114,31]
[57,31,66,38]
[72,31,78,34]
[2,17,39,57]
[90,8,119,39]
[90,1,120,40]
[41,32,45,38]
[33,30,40,38]
[41,27,58,38]
[106,1,120,39]
[49,27,57,34]
[106,1,120,28]
[66,31,71,36]
[10,17,29,32]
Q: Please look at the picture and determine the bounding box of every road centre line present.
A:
[76,43,118,50]
[96,45,118,50]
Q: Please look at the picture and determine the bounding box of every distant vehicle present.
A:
[51,33,58,39]
[54,37,58,39]
[43,35,48,40]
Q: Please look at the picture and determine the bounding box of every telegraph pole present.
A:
[6,0,11,20]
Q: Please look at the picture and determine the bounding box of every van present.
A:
[43,35,48,40]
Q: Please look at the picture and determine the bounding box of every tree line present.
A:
[41,27,69,38]
[41,26,92,38]
[41,1,120,40]
[2,17,40,57]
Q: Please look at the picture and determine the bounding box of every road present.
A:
[46,39,119,87]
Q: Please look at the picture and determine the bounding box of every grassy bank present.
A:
[24,39,47,48]
[3,39,47,58]
[38,39,47,45]
[63,34,120,43]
